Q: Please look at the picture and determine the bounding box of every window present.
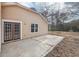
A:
[15,23,20,35]
[31,24,38,32]
[35,24,38,32]
[4,22,11,32]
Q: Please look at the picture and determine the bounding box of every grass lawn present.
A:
[46,31,79,57]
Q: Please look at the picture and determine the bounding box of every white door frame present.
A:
[2,19,22,43]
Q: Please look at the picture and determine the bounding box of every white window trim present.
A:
[1,19,22,43]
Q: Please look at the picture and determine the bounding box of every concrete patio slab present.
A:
[0,35,64,57]
[34,35,64,45]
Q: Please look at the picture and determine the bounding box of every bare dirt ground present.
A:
[46,31,79,57]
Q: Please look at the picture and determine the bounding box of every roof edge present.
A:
[1,2,48,24]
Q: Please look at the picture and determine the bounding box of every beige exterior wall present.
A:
[1,5,48,42]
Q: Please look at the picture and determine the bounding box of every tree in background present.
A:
[30,2,79,31]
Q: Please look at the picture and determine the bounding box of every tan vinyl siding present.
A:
[1,5,48,40]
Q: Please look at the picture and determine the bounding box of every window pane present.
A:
[35,24,38,32]
[31,24,34,32]
[15,23,20,32]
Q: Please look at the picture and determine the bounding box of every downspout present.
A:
[0,3,1,52]
[0,3,2,52]
[0,17,2,52]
